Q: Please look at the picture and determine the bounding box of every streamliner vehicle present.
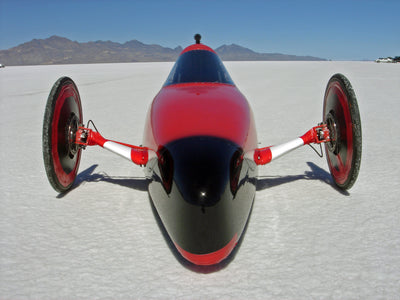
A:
[42,35,362,269]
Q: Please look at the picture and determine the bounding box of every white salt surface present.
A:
[1,61,399,299]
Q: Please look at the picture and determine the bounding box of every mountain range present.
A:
[0,36,326,66]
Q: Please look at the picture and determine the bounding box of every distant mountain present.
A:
[0,36,325,66]
[215,44,325,61]
[0,36,183,66]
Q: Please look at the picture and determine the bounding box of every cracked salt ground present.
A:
[1,61,399,298]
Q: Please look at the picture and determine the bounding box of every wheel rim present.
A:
[323,81,353,185]
[50,82,82,189]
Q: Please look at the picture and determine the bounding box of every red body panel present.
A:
[142,42,258,267]
[174,233,238,266]
[180,43,216,54]
[143,83,257,152]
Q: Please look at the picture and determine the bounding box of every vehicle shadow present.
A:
[58,162,348,197]
[256,162,349,196]
[56,162,348,272]
[56,164,148,198]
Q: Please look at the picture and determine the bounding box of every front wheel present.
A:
[42,77,83,193]
[323,73,362,190]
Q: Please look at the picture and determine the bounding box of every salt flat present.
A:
[1,61,399,299]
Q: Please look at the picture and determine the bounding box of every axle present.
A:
[74,123,331,168]
[249,123,331,165]
[75,126,153,166]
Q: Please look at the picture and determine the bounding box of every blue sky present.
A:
[0,0,399,60]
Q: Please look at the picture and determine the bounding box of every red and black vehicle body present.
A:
[43,35,362,271]
[142,43,258,266]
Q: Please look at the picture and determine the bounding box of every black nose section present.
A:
[165,136,241,207]
[150,136,255,262]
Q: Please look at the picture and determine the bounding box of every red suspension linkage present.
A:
[75,126,103,147]
[251,123,332,166]
[253,147,272,165]
[74,125,150,166]
[301,123,331,145]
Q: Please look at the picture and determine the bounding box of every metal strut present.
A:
[74,121,152,166]
[251,122,333,166]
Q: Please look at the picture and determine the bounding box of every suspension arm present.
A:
[75,126,154,166]
[248,123,331,165]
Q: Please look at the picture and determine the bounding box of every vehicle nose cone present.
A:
[150,135,255,265]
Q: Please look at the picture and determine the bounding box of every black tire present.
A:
[323,73,362,190]
[42,77,83,193]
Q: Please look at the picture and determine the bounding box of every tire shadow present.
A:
[256,162,349,196]
[56,164,148,198]
[57,162,349,197]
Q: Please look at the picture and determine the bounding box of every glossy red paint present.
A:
[254,147,272,165]
[300,124,331,145]
[86,130,107,146]
[141,42,258,267]
[175,233,238,266]
[180,43,216,54]
[301,128,318,145]
[130,147,149,165]
[143,83,257,151]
